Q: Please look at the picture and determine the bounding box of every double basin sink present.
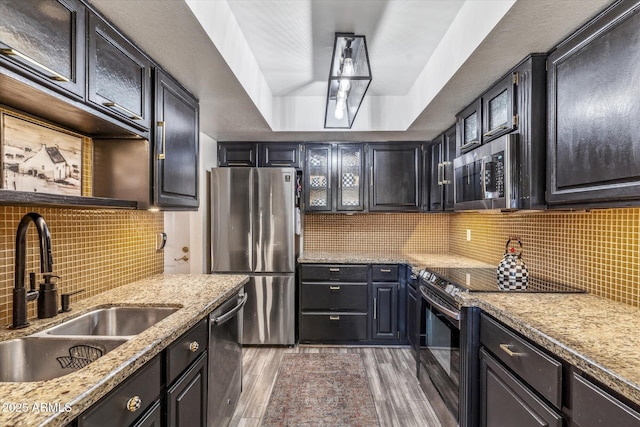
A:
[0,306,179,382]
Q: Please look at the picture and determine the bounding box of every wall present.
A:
[0,206,163,327]
[304,209,640,307]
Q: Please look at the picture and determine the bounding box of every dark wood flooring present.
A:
[229,346,443,427]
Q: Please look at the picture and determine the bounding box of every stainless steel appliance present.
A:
[208,288,247,427]
[453,134,517,211]
[417,267,586,426]
[210,167,296,345]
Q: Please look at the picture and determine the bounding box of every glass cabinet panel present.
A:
[337,145,364,211]
[305,145,331,211]
[456,99,482,155]
[482,72,516,142]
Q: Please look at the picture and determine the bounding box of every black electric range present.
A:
[418,267,585,304]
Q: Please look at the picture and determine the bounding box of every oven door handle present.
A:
[419,286,460,321]
[212,293,248,326]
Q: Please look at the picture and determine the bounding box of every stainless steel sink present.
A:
[41,306,180,337]
[0,336,127,382]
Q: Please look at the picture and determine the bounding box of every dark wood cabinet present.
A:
[78,356,162,427]
[456,99,482,155]
[299,264,369,343]
[304,143,365,212]
[429,126,456,212]
[87,11,152,133]
[132,401,162,427]
[166,352,208,427]
[0,0,86,99]
[368,143,422,212]
[153,68,199,209]
[572,371,640,427]
[479,349,562,427]
[371,283,398,341]
[547,0,640,207]
[259,143,301,168]
[218,142,258,167]
[482,72,517,142]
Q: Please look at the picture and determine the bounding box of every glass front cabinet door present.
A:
[482,72,517,142]
[305,144,332,211]
[336,144,365,211]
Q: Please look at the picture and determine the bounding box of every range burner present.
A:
[418,267,585,302]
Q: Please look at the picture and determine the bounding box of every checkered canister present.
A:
[497,237,529,291]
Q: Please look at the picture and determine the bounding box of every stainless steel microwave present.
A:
[453,134,518,210]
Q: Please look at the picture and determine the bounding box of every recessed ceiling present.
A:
[86,0,615,142]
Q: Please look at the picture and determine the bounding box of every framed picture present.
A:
[1,110,84,196]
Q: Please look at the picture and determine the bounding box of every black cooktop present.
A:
[422,267,586,294]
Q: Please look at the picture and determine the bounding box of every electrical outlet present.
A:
[466,229,471,241]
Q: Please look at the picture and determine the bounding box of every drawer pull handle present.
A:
[499,343,523,357]
[329,286,341,290]
[380,269,391,273]
[126,396,142,412]
[189,341,200,352]
[329,315,340,320]
[0,48,70,82]
[103,101,143,120]
[329,268,340,272]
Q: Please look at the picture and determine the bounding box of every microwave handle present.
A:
[481,156,488,198]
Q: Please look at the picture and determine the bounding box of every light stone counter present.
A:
[298,251,493,270]
[0,273,248,427]
[461,292,640,409]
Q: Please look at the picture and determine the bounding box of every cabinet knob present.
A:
[189,341,200,352]
[126,396,142,412]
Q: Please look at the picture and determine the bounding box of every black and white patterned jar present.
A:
[497,237,529,291]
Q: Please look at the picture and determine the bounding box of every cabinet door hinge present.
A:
[513,114,519,128]
[513,71,519,85]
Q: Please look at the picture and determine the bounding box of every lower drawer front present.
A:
[480,314,562,408]
[300,282,367,311]
[79,356,161,427]
[299,313,367,342]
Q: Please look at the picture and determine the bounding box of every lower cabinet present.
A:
[298,263,404,344]
[166,352,208,427]
[74,318,209,427]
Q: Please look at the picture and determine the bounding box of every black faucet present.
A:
[11,212,57,329]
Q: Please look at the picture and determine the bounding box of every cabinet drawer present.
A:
[371,265,399,282]
[300,282,368,311]
[480,314,562,408]
[166,318,208,385]
[299,313,368,342]
[78,356,161,427]
[572,372,640,427]
[300,265,368,282]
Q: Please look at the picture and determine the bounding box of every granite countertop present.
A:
[462,292,640,408]
[0,273,248,427]
[299,250,640,408]
[298,251,494,269]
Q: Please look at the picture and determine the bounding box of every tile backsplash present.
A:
[0,206,163,327]
[304,209,640,307]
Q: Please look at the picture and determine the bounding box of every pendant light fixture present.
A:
[324,32,372,129]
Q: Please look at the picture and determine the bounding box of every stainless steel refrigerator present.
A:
[210,167,296,345]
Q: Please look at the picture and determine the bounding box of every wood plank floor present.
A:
[229,346,443,427]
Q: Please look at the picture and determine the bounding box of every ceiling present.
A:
[86,0,615,143]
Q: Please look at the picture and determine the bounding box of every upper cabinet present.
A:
[218,142,258,167]
[429,126,456,212]
[259,143,301,169]
[0,0,86,99]
[547,0,640,208]
[482,72,517,142]
[456,99,482,155]
[87,11,152,133]
[154,68,199,209]
[368,143,422,212]
[304,143,366,213]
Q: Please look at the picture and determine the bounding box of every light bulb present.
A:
[339,78,351,92]
[337,89,347,101]
[334,107,345,120]
[342,57,354,76]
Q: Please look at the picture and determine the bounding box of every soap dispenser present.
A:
[38,274,59,319]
